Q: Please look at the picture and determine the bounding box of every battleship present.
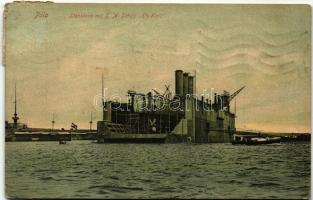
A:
[5,84,90,142]
[97,70,245,143]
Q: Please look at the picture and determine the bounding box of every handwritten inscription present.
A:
[34,11,48,19]
[68,12,163,20]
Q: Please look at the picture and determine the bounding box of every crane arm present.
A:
[229,86,245,102]
[152,89,163,96]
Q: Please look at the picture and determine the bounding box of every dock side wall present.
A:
[181,98,236,143]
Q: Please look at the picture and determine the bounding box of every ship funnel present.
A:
[188,75,194,95]
[175,70,183,97]
[183,72,189,98]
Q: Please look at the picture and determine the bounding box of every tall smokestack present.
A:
[104,101,112,122]
[175,70,183,97]
[188,75,194,95]
[214,93,217,104]
[183,72,189,98]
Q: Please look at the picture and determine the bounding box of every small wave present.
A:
[39,176,54,181]
[88,185,103,189]
[73,163,83,166]
[57,178,76,182]
[97,190,109,195]
[133,178,153,183]
[88,184,144,192]
[36,169,58,173]
[229,179,244,184]
[217,179,244,184]
[296,185,310,190]
[153,186,176,193]
[250,182,281,187]
[245,167,263,170]
[73,170,86,174]
[257,160,269,165]
[108,175,119,180]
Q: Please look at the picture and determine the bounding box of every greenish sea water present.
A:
[5,141,310,199]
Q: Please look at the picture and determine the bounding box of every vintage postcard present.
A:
[4,2,311,199]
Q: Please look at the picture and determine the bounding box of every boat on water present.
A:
[59,140,67,144]
[232,134,281,145]
[59,134,70,144]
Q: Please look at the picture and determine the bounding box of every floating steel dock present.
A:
[97,70,244,143]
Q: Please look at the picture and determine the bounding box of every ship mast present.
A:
[102,73,105,121]
[51,113,55,131]
[89,111,93,131]
[194,69,196,97]
[12,83,19,128]
[234,97,237,117]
